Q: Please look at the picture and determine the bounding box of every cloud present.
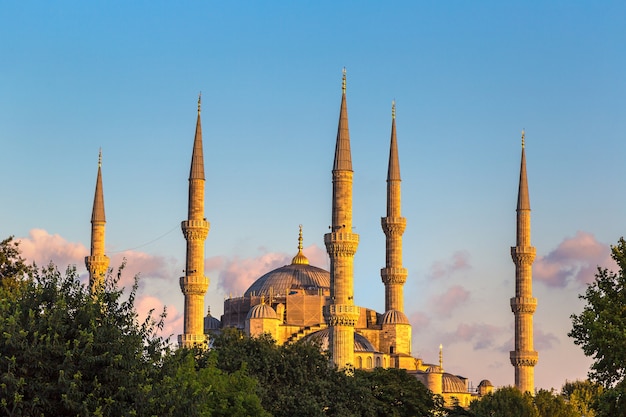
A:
[534,231,615,288]
[212,251,292,296]
[18,228,88,268]
[427,250,471,280]
[442,322,506,350]
[135,295,183,343]
[428,285,470,317]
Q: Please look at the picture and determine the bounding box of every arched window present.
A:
[357,356,363,369]
[375,357,381,368]
[367,357,373,369]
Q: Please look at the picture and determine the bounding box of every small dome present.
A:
[477,379,493,388]
[381,309,410,325]
[204,307,221,332]
[442,373,467,393]
[246,303,278,320]
[425,365,443,373]
[303,328,377,352]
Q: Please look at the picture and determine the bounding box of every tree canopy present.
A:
[569,237,626,416]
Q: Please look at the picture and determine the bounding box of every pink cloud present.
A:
[442,322,506,350]
[135,295,183,343]
[213,251,292,296]
[18,229,88,268]
[534,231,615,288]
[428,285,470,317]
[428,250,471,280]
[409,311,431,329]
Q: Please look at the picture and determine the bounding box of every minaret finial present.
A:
[291,224,309,265]
[342,67,347,94]
[198,92,202,114]
[392,100,396,119]
[439,344,444,371]
[98,148,102,168]
[521,129,525,149]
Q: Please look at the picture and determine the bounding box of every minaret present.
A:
[178,94,210,348]
[510,130,538,393]
[324,69,360,369]
[381,101,408,313]
[85,149,110,293]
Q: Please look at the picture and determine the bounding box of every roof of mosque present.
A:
[244,226,330,297]
[381,309,410,325]
[442,373,468,393]
[302,328,377,353]
[246,303,278,320]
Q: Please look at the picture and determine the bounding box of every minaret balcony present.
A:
[510,246,536,264]
[381,217,406,235]
[510,297,537,314]
[323,304,360,327]
[509,350,538,367]
[178,333,208,348]
[181,220,210,240]
[380,267,408,284]
[179,275,209,295]
[324,232,359,257]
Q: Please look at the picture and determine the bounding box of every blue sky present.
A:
[2,1,625,391]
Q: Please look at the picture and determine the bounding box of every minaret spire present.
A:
[381,100,407,313]
[179,95,211,348]
[510,130,538,392]
[324,69,360,369]
[85,149,110,293]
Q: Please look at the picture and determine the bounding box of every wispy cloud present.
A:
[18,228,88,268]
[442,322,506,350]
[428,285,470,317]
[427,250,471,280]
[534,231,615,288]
[211,251,291,296]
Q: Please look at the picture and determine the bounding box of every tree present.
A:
[0,236,32,290]
[469,386,538,417]
[0,260,169,416]
[569,237,626,416]
[354,367,444,417]
[561,380,603,417]
[533,389,578,417]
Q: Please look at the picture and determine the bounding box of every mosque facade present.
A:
[86,71,538,406]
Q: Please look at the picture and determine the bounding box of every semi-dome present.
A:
[442,373,467,393]
[244,226,330,297]
[246,303,278,320]
[303,328,377,352]
[381,309,410,325]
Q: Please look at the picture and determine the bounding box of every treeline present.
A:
[0,236,621,416]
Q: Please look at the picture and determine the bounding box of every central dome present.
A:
[244,263,330,297]
[244,225,330,297]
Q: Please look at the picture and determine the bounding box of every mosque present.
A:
[85,71,537,406]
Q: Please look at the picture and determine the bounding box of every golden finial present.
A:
[291,224,309,265]
[98,148,102,168]
[198,92,202,114]
[521,129,525,149]
[342,67,347,94]
[439,344,443,371]
[260,295,265,305]
[392,100,396,119]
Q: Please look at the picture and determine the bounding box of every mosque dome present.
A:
[442,373,468,393]
[477,379,493,388]
[244,226,330,297]
[302,328,377,353]
[246,303,278,320]
[204,307,221,331]
[381,309,410,325]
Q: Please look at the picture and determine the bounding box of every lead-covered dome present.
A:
[381,309,410,325]
[442,373,467,393]
[247,303,278,320]
[244,226,330,297]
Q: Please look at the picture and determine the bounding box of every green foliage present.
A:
[533,389,578,417]
[469,386,538,417]
[0,262,167,416]
[561,380,603,417]
[0,236,33,290]
[210,328,443,416]
[569,237,626,416]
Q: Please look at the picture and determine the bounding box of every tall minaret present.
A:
[324,69,360,369]
[510,130,538,393]
[85,149,110,293]
[381,101,408,313]
[178,94,210,348]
